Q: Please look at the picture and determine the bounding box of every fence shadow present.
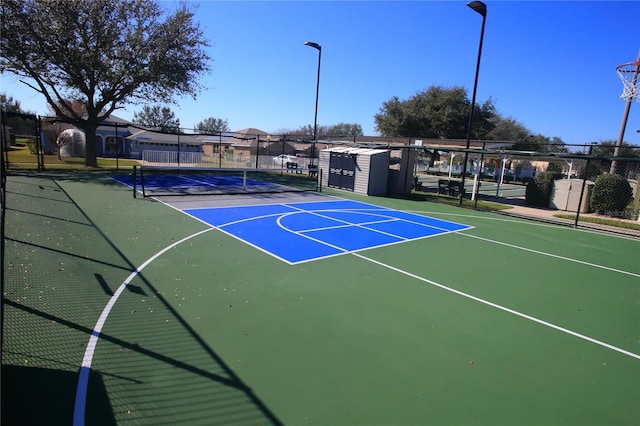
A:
[2,172,283,424]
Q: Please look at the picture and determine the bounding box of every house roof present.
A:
[223,128,273,147]
[126,129,201,144]
[99,114,131,126]
[233,128,271,137]
[314,137,515,153]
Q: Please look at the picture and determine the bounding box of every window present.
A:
[105,136,123,156]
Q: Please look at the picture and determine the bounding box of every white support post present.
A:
[472,173,479,201]
[495,154,511,198]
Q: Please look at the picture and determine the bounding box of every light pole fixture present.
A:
[304,41,321,164]
[459,1,487,205]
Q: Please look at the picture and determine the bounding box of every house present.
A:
[94,115,134,157]
[127,128,202,160]
[75,115,239,160]
[226,128,300,158]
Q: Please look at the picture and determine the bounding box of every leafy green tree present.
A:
[593,140,640,158]
[374,85,496,139]
[489,116,531,143]
[526,134,567,153]
[546,161,564,173]
[133,105,181,133]
[297,124,325,139]
[292,123,363,139]
[0,0,210,166]
[590,140,640,178]
[196,117,230,134]
[0,93,22,113]
[270,127,299,137]
[373,96,406,137]
[275,122,363,140]
[326,123,363,137]
[1,93,38,136]
[488,119,566,153]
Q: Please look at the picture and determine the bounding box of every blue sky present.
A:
[2,1,639,146]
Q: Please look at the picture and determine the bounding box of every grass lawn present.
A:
[555,212,640,231]
[5,145,139,170]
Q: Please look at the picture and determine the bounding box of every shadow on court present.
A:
[2,172,283,425]
[2,363,115,425]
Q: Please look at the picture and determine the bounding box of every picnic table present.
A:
[438,179,465,196]
[286,162,303,174]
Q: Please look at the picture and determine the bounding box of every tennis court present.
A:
[2,170,639,425]
[414,174,527,199]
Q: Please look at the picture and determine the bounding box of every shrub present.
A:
[589,174,633,215]
[546,162,563,173]
[525,181,545,207]
[525,171,561,207]
[27,141,38,154]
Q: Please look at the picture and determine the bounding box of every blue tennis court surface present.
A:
[111,172,277,189]
[184,199,472,264]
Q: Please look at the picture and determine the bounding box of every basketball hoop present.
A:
[616,61,640,101]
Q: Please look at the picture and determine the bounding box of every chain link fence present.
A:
[412,143,640,236]
[2,112,639,235]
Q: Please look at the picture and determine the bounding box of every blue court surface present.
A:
[112,172,289,192]
[184,199,473,264]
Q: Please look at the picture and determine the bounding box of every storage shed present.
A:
[549,178,594,212]
[318,147,390,195]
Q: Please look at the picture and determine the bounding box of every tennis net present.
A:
[132,165,321,197]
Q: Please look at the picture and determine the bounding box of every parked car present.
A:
[273,154,296,166]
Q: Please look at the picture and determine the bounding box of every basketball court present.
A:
[2,4,640,425]
[2,171,638,425]
[181,199,472,264]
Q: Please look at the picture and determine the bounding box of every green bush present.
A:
[589,174,633,215]
[525,171,561,207]
[525,181,545,207]
[27,141,38,154]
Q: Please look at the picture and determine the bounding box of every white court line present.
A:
[279,208,410,240]
[461,232,640,278]
[73,197,638,426]
[282,204,468,238]
[405,210,639,277]
[73,228,214,426]
[273,206,472,264]
[353,252,640,360]
[411,209,640,242]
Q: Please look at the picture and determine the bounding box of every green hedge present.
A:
[589,174,633,215]
[525,171,562,207]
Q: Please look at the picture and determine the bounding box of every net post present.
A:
[243,170,247,191]
[319,168,322,192]
[140,166,147,197]
[132,165,137,198]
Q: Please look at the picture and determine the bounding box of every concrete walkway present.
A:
[494,197,640,239]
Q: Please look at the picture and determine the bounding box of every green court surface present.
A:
[2,171,639,425]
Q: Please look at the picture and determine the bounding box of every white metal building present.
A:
[319,147,390,196]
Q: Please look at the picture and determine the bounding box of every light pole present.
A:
[459,1,487,205]
[304,41,321,165]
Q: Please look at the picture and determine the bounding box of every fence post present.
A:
[575,144,594,228]
[36,116,44,171]
[132,165,137,198]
